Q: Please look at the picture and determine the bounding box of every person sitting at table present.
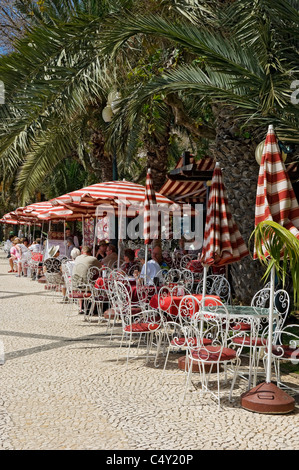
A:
[65,247,81,276]
[65,227,79,248]
[72,245,102,284]
[65,237,75,259]
[102,243,118,269]
[135,247,163,285]
[95,241,108,261]
[151,245,170,273]
[120,248,138,275]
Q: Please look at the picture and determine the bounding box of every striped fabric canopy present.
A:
[201,163,249,266]
[144,169,158,245]
[254,124,299,259]
[52,180,173,208]
[16,202,53,221]
[159,157,215,203]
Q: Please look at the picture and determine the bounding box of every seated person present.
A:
[102,243,118,269]
[65,237,75,259]
[120,248,139,275]
[134,247,164,285]
[29,238,43,253]
[95,241,108,261]
[151,245,170,273]
[65,228,79,248]
[65,247,81,276]
[72,245,102,284]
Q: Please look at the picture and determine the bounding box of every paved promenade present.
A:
[0,251,298,450]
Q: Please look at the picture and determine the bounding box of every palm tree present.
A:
[0,0,143,204]
[0,0,187,204]
[101,0,299,302]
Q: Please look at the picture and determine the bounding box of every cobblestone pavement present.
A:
[0,251,298,451]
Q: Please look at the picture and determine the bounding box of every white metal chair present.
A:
[182,297,243,410]
[160,294,202,382]
[115,280,163,368]
[86,266,110,323]
[42,257,65,300]
[231,288,290,387]
[262,323,299,393]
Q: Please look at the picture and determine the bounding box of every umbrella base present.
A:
[241,382,295,414]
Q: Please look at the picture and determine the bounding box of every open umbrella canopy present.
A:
[52,180,174,209]
[15,202,53,222]
[201,162,249,267]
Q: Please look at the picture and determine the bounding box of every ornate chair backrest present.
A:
[178,294,202,327]
[180,268,194,291]
[87,266,102,288]
[196,274,231,304]
[136,283,157,310]
[183,296,232,359]
[114,280,133,329]
[163,268,182,285]
[251,288,289,331]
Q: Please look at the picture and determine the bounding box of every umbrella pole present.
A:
[117,203,125,269]
[201,265,208,306]
[93,216,98,257]
[241,263,295,414]
[144,244,148,285]
[64,220,66,256]
[82,216,85,246]
[266,265,275,383]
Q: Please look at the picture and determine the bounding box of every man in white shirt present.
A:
[138,246,165,285]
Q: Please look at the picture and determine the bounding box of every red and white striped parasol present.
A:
[254,125,299,384]
[200,162,249,301]
[144,169,158,246]
[240,125,299,413]
[254,125,299,256]
[143,169,159,281]
[53,180,172,206]
[201,162,249,266]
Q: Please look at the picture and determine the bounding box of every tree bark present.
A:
[211,105,266,304]
[145,129,170,192]
[90,129,113,182]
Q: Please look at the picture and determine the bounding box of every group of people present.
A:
[6,234,43,277]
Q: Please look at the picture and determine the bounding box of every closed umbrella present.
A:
[241,124,299,413]
[200,162,249,302]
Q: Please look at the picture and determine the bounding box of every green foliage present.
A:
[252,220,299,306]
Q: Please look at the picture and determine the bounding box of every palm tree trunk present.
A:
[90,130,113,181]
[145,129,170,192]
[211,105,266,304]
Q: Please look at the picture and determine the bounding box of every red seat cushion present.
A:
[131,307,142,315]
[271,345,299,359]
[232,322,251,331]
[233,336,265,347]
[191,345,237,362]
[124,322,160,332]
[69,291,91,299]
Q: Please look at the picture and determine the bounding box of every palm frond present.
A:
[251,220,299,305]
